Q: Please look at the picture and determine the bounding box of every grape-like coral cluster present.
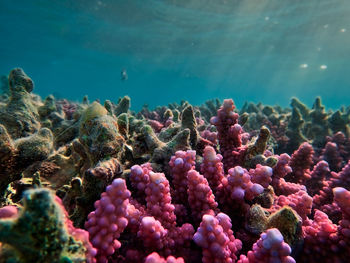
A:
[0,68,349,262]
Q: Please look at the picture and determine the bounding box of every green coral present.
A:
[266,206,302,246]
[38,95,57,119]
[117,113,129,138]
[245,205,302,247]
[244,125,272,168]
[14,128,54,166]
[78,102,124,165]
[79,101,107,128]
[290,97,310,121]
[286,107,308,152]
[114,96,130,116]
[0,68,40,138]
[0,188,88,263]
[307,97,331,147]
[181,105,198,148]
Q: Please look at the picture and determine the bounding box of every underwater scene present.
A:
[0,0,350,262]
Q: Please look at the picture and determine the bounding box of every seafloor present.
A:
[0,68,350,263]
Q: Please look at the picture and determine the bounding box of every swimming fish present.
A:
[121,69,128,81]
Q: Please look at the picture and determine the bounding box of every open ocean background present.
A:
[0,0,349,111]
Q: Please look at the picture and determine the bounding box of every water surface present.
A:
[1,0,349,110]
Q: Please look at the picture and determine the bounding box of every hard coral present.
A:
[0,188,96,263]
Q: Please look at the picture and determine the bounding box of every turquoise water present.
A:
[1,0,349,110]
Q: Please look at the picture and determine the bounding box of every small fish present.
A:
[121,69,128,81]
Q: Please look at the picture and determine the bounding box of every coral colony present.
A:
[0,68,350,263]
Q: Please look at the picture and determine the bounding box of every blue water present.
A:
[1,0,349,110]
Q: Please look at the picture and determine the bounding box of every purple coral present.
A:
[217,166,264,211]
[210,99,242,171]
[85,178,130,263]
[169,150,196,204]
[238,228,295,263]
[187,170,218,221]
[193,213,242,263]
[200,145,225,191]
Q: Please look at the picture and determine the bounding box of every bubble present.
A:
[340,28,346,33]
[300,64,308,68]
[320,65,327,70]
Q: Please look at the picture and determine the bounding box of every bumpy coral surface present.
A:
[0,68,350,262]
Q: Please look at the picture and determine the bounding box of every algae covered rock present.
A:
[0,126,54,202]
[38,94,57,119]
[104,96,130,117]
[0,124,16,174]
[78,102,125,165]
[0,124,19,202]
[14,127,54,166]
[0,188,96,263]
[245,204,302,248]
[0,68,40,138]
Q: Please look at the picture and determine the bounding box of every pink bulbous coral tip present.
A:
[333,187,347,198]
[204,146,216,161]
[131,165,143,176]
[263,228,284,247]
[174,157,184,166]
[0,206,18,219]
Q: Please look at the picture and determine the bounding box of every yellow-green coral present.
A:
[0,188,88,263]
[80,102,107,128]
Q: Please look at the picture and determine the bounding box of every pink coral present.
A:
[148,120,164,133]
[272,153,292,182]
[56,99,78,120]
[187,170,218,221]
[145,172,176,229]
[130,163,152,203]
[333,187,350,248]
[200,145,225,191]
[137,216,168,250]
[313,160,350,211]
[300,188,350,262]
[286,142,314,184]
[321,142,343,172]
[301,210,339,262]
[210,99,242,171]
[193,213,242,263]
[305,160,330,196]
[272,153,306,195]
[217,166,264,211]
[169,150,196,204]
[200,129,218,145]
[250,164,273,188]
[238,228,295,263]
[85,178,130,263]
[330,160,350,189]
[272,190,313,222]
[144,252,184,263]
[126,198,146,233]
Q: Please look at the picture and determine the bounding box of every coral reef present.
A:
[0,67,349,262]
